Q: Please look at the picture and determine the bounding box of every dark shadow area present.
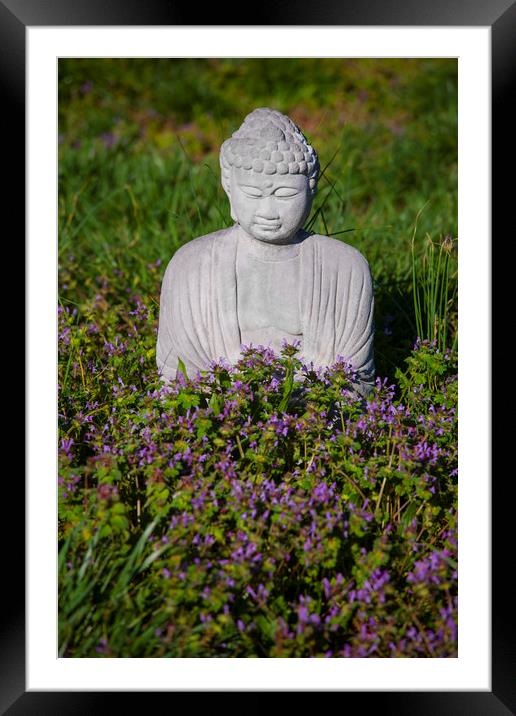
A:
[372,277,416,387]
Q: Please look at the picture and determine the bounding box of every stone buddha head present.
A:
[220,108,320,245]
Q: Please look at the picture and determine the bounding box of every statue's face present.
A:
[229,167,312,244]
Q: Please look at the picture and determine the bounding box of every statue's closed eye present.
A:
[274,187,299,198]
[240,185,262,198]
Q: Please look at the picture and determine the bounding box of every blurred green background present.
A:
[58,58,457,379]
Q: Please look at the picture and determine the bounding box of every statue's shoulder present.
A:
[307,233,371,272]
[173,226,233,261]
[161,226,235,285]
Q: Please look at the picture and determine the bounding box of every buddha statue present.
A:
[156,108,375,395]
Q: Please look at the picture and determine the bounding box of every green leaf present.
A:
[177,357,188,381]
[111,515,129,531]
[299,476,313,491]
[196,418,212,439]
[112,519,157,595]
[209,392,221,416]
[278,366,294,413]
[255,614,275,640]
[139,543,170,572]
[401,502,418,529]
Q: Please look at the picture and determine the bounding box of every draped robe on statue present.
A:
[156,224,375,394]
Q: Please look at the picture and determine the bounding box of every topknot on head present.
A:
[259,123,285,142]
[220,107,319,196]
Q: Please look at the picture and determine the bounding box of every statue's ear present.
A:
[221,162,237,221]
[220,154,232,197]
[228,195,237,222]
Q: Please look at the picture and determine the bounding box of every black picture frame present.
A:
[7,0,513,712]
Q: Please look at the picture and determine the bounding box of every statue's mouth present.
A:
[254,222,281,231]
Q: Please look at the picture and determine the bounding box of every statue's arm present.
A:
[155,251,198,382]
[336,251,376,398]
[156,286,181,383]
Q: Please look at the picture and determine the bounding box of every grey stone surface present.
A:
[157,108,375,394]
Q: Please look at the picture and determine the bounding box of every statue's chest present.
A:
[236,250,302,335]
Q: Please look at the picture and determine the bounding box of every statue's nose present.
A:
[256,197,280,221]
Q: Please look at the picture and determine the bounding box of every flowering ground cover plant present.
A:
[58,270,457,657]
